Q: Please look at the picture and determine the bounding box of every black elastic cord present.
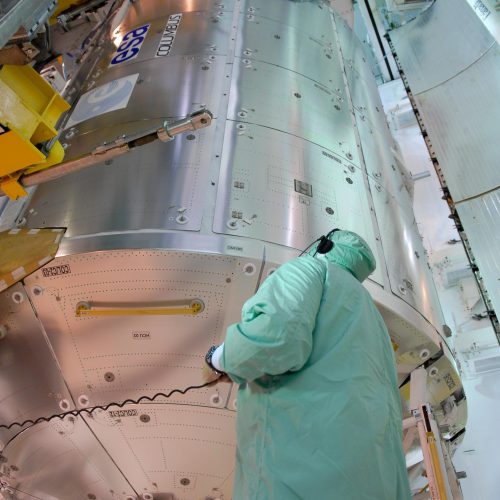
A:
[0,381,215,431]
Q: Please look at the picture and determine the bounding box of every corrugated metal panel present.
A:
[415,44,500,201]
[456,189,500,316]
[391,0,495,94]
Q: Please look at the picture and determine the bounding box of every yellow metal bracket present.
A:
[75,299,205,318]
[0,64,70,199]
[1,174,28,199]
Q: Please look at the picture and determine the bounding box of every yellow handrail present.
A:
[427,431,448,499]
[75,300,204,317]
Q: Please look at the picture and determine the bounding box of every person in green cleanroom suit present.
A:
[204,230,411,500]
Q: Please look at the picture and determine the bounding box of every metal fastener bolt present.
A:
[227,219,238,229]
[210,393,221,406]
[12,292,24,304]
[104,372,115,382]
[78,395,89,407]
[140,414,150,423]
[243,263,256,275]
[59,399,70,411]
[16,217,27,228]
[420,349,430,360]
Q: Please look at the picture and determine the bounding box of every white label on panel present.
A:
[65,73,139,128]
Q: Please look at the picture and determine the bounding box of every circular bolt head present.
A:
[419,349,430,360]
[243,263,256,275]
[140,414,150,423]
[12,292,24,304]
[78,395,89,407]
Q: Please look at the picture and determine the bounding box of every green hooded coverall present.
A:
[218,231,411,499]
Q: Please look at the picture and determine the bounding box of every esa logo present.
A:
[110,24,150,66]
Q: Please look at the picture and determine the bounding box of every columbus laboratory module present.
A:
[0,0,466,498]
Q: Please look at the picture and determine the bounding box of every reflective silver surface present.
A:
[1,418,136,499]
[234,11,339,91]
[26,129,217,235]
[0,0,465,497]
[456,190,500,320]
[62,55,227,158]
[410,45,500,202]
[24,251,259,407]
[213,120,384,285]
[369,178,444,328]
[392,0,499,323]
[81,403,236,499]
[391,0,495,95]
[242,0,334,38]
[227,58,355,161]
[0,283,75,447]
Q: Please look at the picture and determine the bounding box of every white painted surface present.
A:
[452,372,500,500]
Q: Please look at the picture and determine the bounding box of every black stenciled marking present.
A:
[109,409,138,418]
[322,150,341,163]
[42,264,71,277]
[156,13,182,57]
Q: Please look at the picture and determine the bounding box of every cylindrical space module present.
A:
[0,1,466,498]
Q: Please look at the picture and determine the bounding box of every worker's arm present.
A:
[218,256,326,383]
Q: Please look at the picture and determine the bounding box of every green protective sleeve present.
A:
[219,256,326,383]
